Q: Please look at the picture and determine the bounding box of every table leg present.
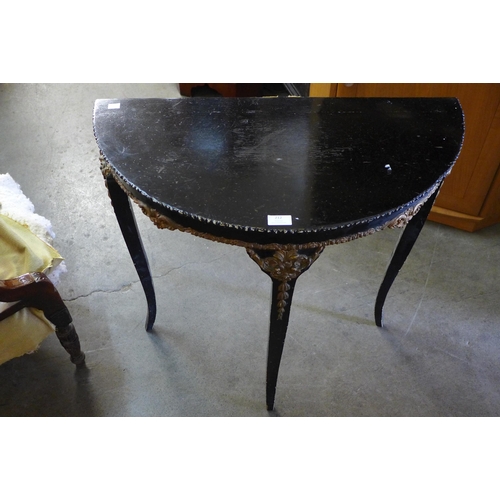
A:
[267,276,297,411]
[104,174,157,331]
[375,186,441,327]
[247,246,324,410]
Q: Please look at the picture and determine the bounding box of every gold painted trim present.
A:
[246,246,325,319]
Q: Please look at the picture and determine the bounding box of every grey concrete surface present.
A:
[1,83,499,416]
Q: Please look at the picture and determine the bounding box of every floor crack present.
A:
[65,283,133,302]
[152,262,194,279]
[64,253,233,302]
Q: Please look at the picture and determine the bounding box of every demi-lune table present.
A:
[94,97,464,410]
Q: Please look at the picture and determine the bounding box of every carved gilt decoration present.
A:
[385,201,426,228]
[246,247,324,282]
[247,246,325,319]
[136,203,182,232]
[99,153,113,179]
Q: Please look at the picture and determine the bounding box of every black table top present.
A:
[94,97,464,246]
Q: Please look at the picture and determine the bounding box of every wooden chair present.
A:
[0,271,85,365]
[0,173,84,366]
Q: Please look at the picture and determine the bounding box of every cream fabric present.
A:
[0,174,65,365]
[0,214,63,280]
[0,311,58,365]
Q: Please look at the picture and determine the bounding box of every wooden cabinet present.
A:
[309,84,500,231]
[179,83,264,97]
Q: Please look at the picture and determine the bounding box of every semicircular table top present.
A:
[94,97,464,246]
[94,96,464,411]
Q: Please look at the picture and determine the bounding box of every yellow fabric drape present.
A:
[0,214,64,365]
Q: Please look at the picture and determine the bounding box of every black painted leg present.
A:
[267,277,297,411]
[247,246,325,410]
[105,174,157,331]
[375,186,441,327]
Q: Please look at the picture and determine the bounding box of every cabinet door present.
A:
[333,84,500,218]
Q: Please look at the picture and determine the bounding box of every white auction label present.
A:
[267,215,292,226]
[108,103,120,109]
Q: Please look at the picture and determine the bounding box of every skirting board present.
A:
[429,206,500,232]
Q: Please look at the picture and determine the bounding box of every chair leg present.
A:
[45,304,86,365]
[55,323,86,365]
[0,273,85,365]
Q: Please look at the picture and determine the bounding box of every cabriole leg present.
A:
[102,165,157,332]
[375,186,441,327]
[247,245,325,410]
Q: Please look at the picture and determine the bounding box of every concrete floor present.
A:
[1,83,499,417]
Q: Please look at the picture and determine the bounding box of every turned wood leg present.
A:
[47,307,86,365]
[0,273,85,365]
[247,246,325,410]
[104,172,157,332]
[55,324,85,365]
[375,185,441,327]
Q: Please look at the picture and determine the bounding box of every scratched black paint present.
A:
[93,97,464,245]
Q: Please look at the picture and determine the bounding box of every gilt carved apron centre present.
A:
[247,246,325,319]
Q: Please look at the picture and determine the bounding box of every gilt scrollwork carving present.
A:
[135,202,180,231]
[247,246,325,320]
[246,247,323,282]
[385,201,425,229]
[99,153,113,179]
